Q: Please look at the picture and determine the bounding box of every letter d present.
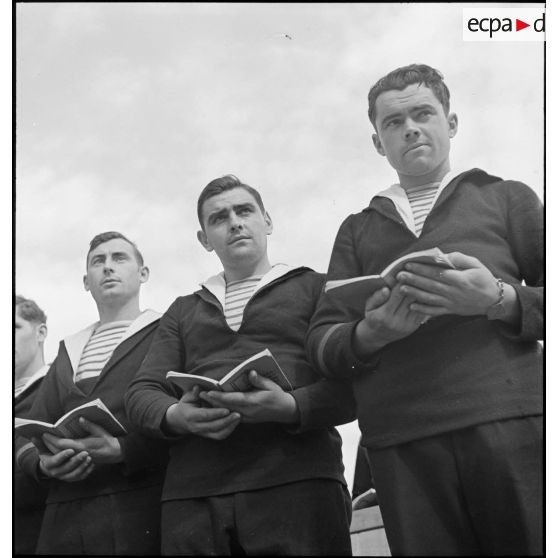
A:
[534,13,545,32]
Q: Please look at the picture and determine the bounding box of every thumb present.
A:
[180,385,201,403]
[248,370,279,391]
[79,417,108,436]
[446,251,482,270]
[364,286,390,312]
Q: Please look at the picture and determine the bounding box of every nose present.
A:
[404,119,420,141]
[103,261,115,274]
[229,214,243,232]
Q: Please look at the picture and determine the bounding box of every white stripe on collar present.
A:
[64,309,162,374]
[201,263,299,311]
[373,168,468,237]
[15,364,50,398]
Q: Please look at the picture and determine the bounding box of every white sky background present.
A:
[14,3,545,494]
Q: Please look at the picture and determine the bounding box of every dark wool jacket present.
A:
[125,266,356,500]
[16,310,168,504]
[307,169,543,450]
[15,371,49,511]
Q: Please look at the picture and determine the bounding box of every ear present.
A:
[83,274,90,292]
[447,112,458,138]
[139,265,150,284]
[197,230,213,252]
[372,133,385,156]
[264,212,273,235]
[36,323,48,344]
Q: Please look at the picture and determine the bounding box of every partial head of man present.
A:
[196,175,273,280]
[367,63,458,188]
[83,231,149,305]
[15,295,47,382]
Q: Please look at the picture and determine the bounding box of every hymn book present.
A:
[324,247,455,305]
[166,348,293,393]
[15,398,127,440]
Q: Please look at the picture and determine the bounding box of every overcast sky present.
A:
[14,2,545,490]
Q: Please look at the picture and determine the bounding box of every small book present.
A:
[166,348,293,393]
[15,398,127,440]
[352,488,379,511]
[324,247,455,304]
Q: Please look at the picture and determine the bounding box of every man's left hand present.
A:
[199,371,299,425]
[396,252,501,317]
[43,418,123,464]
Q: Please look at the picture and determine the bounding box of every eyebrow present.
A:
[206,202,256,225]
[380,103,436,128]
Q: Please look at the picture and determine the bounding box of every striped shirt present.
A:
[224,276,262,331]
[75,320,132,383]
[405,182,440,236]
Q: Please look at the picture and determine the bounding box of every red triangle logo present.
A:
[516,19,530,31]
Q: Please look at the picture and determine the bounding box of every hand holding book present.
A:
[200,370,299,425]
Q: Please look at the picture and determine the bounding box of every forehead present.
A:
[201,188,260,219]
[375,84,442,119]
[88,238,135,261]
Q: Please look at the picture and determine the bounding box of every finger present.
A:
[400,264,454,284]
[399,282,449,306]
[386,284,411,313]
[180,386,201,403]
[40,448,75,468]
[248,371,278,391]
[188,404,232,421]
[195,413,241,435]
[60,455,95,482]
[446,252,481,270]
[78,417,107,436]
[204,418,242,440]
[409,303,449,317]
[200,391,245,407]
[44,435,84,453]
[364,287,391,312]
[42,434,68,454]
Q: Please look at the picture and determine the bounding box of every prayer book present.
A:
[15,398,127,439]
[324,247,455,304]
[352,488,379,511]
[166,348,293,393]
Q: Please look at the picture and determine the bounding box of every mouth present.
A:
[228,236,251,245]
[102,278,120,285]
[404,143,428,155]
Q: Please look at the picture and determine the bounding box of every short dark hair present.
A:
[15,295,47,324]
[197,175,265,229]
[86,231,144,268]
[368,63,451,129]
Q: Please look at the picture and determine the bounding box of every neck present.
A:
[398,161,450,190]
[96,296,142,325]
[16,354,45,386]
[224,256,272,283]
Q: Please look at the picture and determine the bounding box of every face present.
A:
[197,188,273,274]
[15,309,46,378]
[83,238,149,305]
[372,83,458,187]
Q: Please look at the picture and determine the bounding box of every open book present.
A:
[352,488,378,511]
[15,398,127,440]
[166,348,293,393]
[324,247,455,305]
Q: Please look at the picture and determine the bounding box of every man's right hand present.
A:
[353,283,428,359]
[37,445,95,482]
[164,386,241,440]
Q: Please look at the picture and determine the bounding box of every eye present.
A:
[416,109,431,120]
[384,119,400,129]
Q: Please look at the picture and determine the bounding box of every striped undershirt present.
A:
[75,320,132,383]
[224,275,262,331]
[405,182,440,236]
